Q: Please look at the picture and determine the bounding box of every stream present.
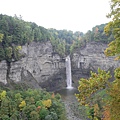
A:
[57,56,85,120]
[55,88,83,120]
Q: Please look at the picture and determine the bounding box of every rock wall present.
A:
[0,41,66,90]
[0,41,120,90]
[72,42,120,87]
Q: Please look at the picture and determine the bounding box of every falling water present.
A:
[66,56,73,89]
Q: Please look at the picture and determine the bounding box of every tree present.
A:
[104,3,120,118]
[106,67,120,120]
[0,14,51,61]
[75,69,111,119]
[0,33,4,42]
[104,0,120,60]
[76,1,120,119]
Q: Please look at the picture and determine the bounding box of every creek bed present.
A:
[55,88,87,120]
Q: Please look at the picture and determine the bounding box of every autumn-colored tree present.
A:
[0,89,66,120]
[0,33,4,42]
[19,100,26,110]
[75,68,111,106]
[42,99,52,108]
[104,0,120,59]
[104,0,120,119]
[75,68,111,119]
[103,106,111,120]
[106,67,120,119]
[0,90,6,100]
[76,1,120,119]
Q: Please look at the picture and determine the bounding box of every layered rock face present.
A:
[72,42,120,70]
[0,41,120,90]
[72,42,120,87]
[0,41,66,90]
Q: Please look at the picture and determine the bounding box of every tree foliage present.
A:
[76,1,120,119]
[0,14,50,62]
[75,68,111,119]
[106,67,120,120]
[104,0,120,59]
[49,29,84,55]
[83,23,113,43]
[76,68,111,105]
[0,89,67,120]
[0,14,115,61]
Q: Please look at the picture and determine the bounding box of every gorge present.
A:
[0,14,118,91]
[0,41,120,91]
[0,1,119,119]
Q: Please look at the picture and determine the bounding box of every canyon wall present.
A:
[0,41,66,90]
[72,42,120,87]
[0,41,120,90]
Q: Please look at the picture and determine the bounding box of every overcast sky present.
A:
[0,0,111,33]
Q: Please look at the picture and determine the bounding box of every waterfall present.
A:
[66,56,73,89]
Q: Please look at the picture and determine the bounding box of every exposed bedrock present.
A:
[71,42,120,87]
[0,41,119,91]
[0,41,66,90]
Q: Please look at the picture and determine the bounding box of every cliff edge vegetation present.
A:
[0,14,113,62]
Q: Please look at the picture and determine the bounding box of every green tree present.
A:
[103,2,120,118]
[0,14,51,61]
[105,67,120,120]
[0,33,4,42]
[4,47,12,61]
[76,1,120,119]
[75,69,111,119]
[29,111,39,120]
[104,0,120,59]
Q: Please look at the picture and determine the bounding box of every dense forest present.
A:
[0,14,50,62]
[83,23,113,43]
[0,14,113,62]
[49,29,84,55]
[0,88,67,120]
[49,24,114,55]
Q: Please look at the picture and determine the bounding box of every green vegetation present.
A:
[75,69,111,119]
[76,0,120,119]
[76,68,120,120]
[0,88,67,120]
[49,29,84,55]
[49,24,113,55]
[104,0,120,60]
[83,23,114,43]
[0,13,113,61]
[0,14,50,62]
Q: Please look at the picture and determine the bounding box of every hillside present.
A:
[0,14,113,62]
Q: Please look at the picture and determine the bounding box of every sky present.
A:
[0,0,111,33]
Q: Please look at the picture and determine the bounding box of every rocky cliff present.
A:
[0,41,120,91]
[72,42,120,87]
[0,41,66,90]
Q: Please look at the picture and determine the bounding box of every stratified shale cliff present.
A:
[0,41,66,90]
[71,42,120,87]
[0,41,120,90]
